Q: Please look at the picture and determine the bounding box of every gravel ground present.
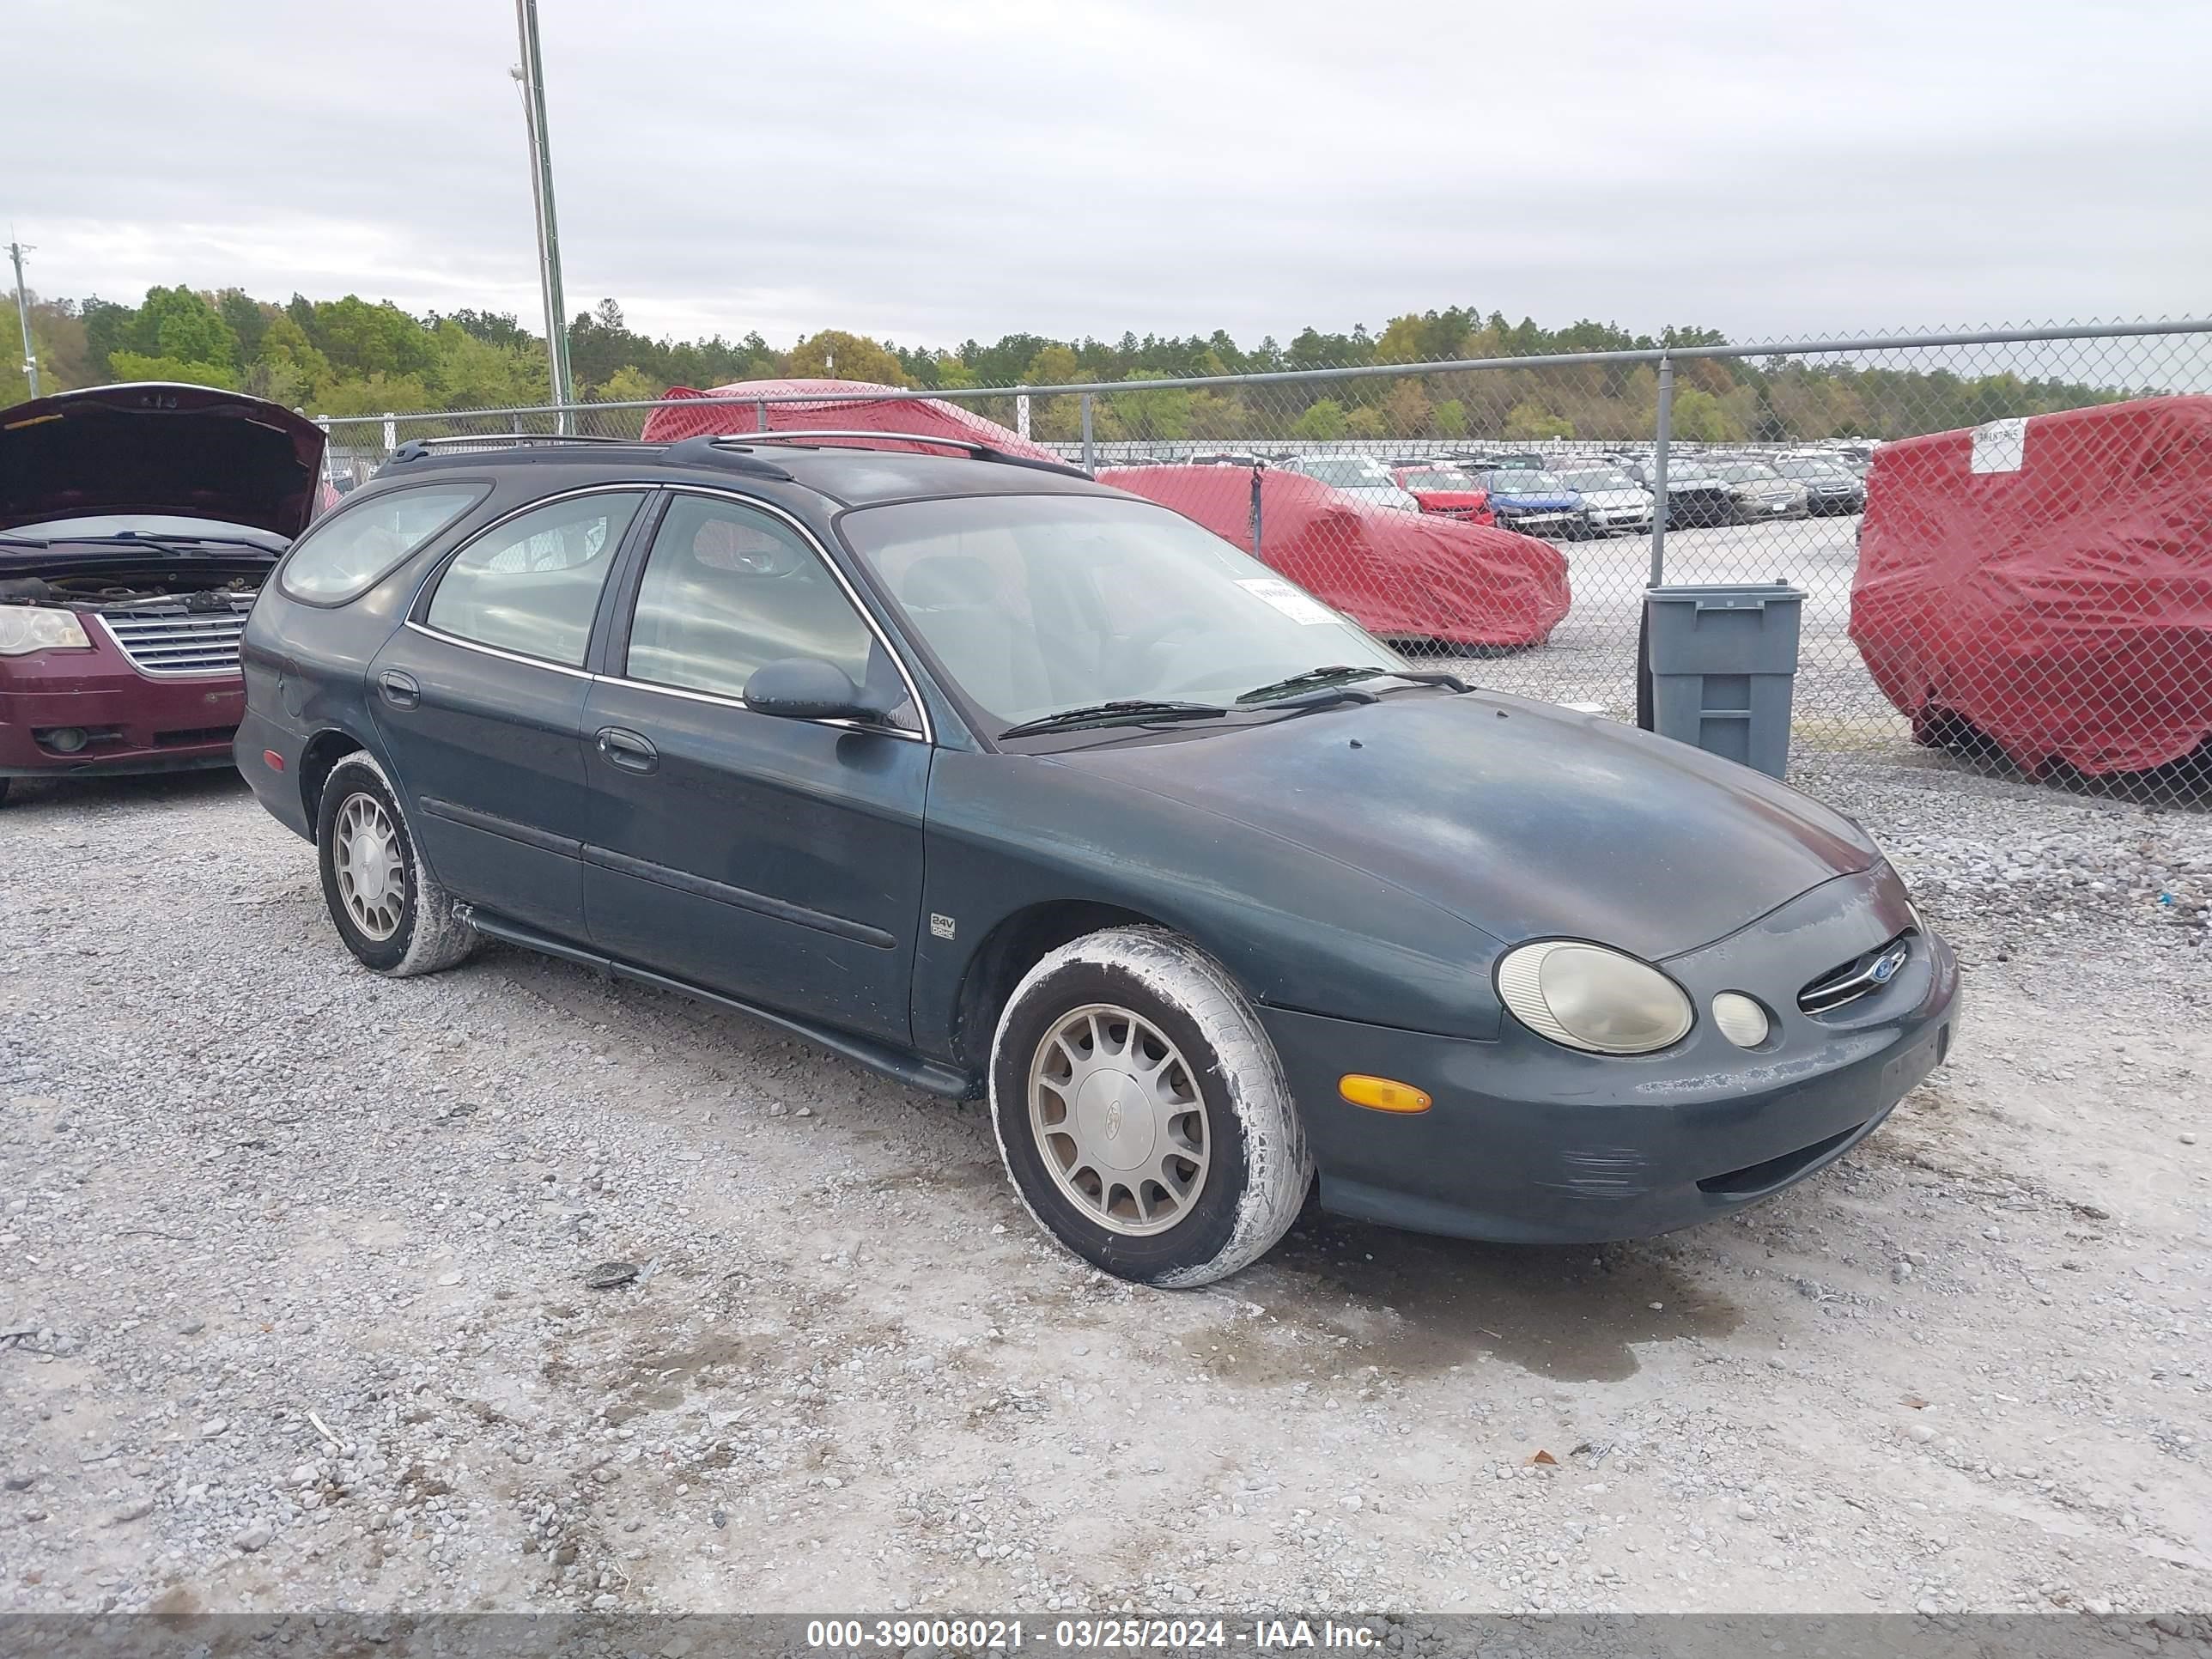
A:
[1,758,2207,1629]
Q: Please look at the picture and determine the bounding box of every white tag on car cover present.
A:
[1237,577,1339,625]
[1969,416,2027,474]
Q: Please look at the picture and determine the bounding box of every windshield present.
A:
[3,514,285,547]
[1556,468,1635,491]
[840,495,1400,731]
[1482,470,1566,494]
[1400,466,1480,491]
[1290,458,1389,488]
[1710,462,1782,483]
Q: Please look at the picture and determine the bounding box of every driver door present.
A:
[580,490,930,1043]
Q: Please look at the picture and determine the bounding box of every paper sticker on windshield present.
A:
[1970,417,2026,474]
[1237,577,1339,625]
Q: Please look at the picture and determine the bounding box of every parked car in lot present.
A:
[1389,461,1495,524]
[238,430,1956,1285]
[1276,454,1420,513]
[0,382,327,805]
[1854,394,2212,781]
[1102,463,1566,650]
[1765,453,1868,514]
[1703,459,1811,523]
[1620,456,1738,527]
[1465,465,1589,538]
[1552,464,1655,535]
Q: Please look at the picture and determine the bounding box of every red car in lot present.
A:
[1102,465,1569,650]
[1390,462,1496,525]
[1852,394,2212,779]
[0,383,325,805]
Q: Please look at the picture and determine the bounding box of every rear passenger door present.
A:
[369,488,647,941]
[580,489,931,1043]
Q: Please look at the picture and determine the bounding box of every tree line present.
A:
[2,287,2136,446]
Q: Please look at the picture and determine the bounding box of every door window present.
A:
[425,491,644,666]
[624,495,913,725]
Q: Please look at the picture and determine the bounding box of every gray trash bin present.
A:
[1639,582,1804,779]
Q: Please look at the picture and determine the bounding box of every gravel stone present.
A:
[0,758,2204,1617]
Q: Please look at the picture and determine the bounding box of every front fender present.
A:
[911,748,1504,1060]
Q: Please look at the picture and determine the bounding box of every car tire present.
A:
[0,778,10,808]
[315,750,478,977]
[989,926,1311,1288]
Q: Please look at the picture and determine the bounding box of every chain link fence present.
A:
[318,319,2212,805]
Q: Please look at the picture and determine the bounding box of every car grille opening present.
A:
[154,725,239,749]
[96,599,252,677]
[1799,932,1913,1015]
[1698,1121,1863,1197]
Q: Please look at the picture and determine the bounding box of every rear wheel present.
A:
[314,752,477,976]
[989,927,1311,1287]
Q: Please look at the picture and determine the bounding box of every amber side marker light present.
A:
[1338,1074,1432,1114]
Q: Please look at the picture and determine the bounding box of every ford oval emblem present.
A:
[1870,944,1908,985]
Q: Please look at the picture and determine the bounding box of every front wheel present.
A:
[989,927,1312,1287]
[315,751,478,977]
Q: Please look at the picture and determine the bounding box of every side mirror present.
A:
[742,657,891,724]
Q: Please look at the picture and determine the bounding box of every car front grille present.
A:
[1799,933,1913,1014]
[97,599,253,678]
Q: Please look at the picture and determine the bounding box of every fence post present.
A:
[1249,466,1264,556]
[382,410,397,454]
[1079,392,1095,473]
[1015,385,1031,441]
[756,399,769,432]
[1647,354,1674,587]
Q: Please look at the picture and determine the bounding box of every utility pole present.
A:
[7,238,37,399]
[511,0,571,431]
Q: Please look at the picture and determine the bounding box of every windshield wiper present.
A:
[1235,665,1471,705]
[998,700,1227,740]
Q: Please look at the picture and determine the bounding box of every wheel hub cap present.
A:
[333,791,405,941]
[1027,1003,1209,1237]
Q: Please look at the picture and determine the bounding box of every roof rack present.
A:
[705,429,1090,479]
[387,433,638,465]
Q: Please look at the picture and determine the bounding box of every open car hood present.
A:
[0,383,327,538]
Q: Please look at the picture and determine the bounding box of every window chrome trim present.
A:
[613,483,935,745]
[402,618,596,679]
[398,480,937,744]
[583,670,928,744]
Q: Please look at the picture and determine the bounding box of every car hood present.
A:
[1577,487,1650,508]
[1491,491,1583,511]
[0,383,327,538]
[1405,488,1490,509]
[1046,692,1881,962]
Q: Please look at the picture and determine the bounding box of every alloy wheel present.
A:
[1027,1002,1210,1237]
[332,791,406,941]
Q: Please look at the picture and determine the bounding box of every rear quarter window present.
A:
[277,483,488,604]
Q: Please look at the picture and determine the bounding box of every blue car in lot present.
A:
[234,430,1959,1288]
[1469,465,1590,538]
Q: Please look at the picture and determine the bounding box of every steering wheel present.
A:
[1109,612,1212,687]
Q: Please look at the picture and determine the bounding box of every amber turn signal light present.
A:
[1338,1074,1431,1114]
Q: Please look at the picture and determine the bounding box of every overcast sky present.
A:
[10,0,2208,350]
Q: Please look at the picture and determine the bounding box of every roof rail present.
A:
[706,429,1091,479]
[388,433,638,465]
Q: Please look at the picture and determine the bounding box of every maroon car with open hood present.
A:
[0,383,325,803]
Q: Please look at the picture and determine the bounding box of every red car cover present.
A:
[1100,465,1570,649]
[639,377,1066,465]
[1851,395,2212,775]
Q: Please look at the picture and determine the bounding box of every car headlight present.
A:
[1496,940,1695,1055]
[0,607,94,656]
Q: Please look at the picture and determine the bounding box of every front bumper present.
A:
[0,655,247,778]
[1260,873,1960,1244]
